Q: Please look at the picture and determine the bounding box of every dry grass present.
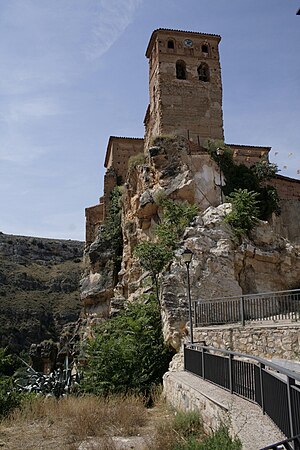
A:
[0,393,209,450]
[1,394,147,449]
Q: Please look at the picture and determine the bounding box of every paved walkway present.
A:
[166,371,286,450]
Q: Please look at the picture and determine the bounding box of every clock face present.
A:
[184,38,193,48]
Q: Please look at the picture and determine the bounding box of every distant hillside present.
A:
[0,232,84,353]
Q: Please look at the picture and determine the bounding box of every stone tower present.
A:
[144,28,224,146]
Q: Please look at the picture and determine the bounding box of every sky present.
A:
[0,0,299,241]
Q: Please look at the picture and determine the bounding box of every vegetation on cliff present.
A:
[135,198,198,300]
[205,139,280,220]
[81,298,173,397]
[88,186,123,284]
[204,139,280,235]
[224,189,260,237]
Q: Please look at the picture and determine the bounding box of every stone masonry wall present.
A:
[270,175,300,200]
[194,323,300,360]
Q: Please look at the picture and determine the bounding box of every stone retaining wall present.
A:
[163,371,285,449]
[163,371,227,434]
[194,323,300,360]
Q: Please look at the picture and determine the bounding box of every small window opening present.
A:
[202,44,209,54]
[167,40,175,49]
[176,60,186,80]
[198,63,210,82]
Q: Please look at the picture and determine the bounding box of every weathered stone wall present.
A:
[163,371,227,433]
[228,144,270,167]
[163,371,285,449]
[194,323,300,360]
[270,174,300,200]
[271,199,300,244]
[85,202,104,245]
[105,137,144,184]
[145,29,224,147]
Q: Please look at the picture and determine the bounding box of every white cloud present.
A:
[0,97,65,124]
[85,0,143,60]
[0,0,143,95]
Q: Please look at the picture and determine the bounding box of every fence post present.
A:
[240,295,245,326]
[287,376,295,439]
[229,354,233,394]
[259,362,265,414]
[201,347,205,380]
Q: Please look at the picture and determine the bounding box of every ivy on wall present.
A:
[204,139,281,221]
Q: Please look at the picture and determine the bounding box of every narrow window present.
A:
[198,63,210,82]
[202,44,209,54]
[176,60,186,80]
[167,39,175,49]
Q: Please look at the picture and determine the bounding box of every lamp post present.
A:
[182,248,194,345]
[216,148,224,204]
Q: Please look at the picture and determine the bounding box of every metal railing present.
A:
[194,289,300,327]
[184,344,300,442]
[260,434,300,450]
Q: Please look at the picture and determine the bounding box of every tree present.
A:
[81,300,173,397]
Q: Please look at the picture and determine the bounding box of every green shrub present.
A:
[81,299,173,397]
[0,348,31,418]
[173,425,241,450]
[172,411,203,438]
[193,425,242,450]
[225,189,260,236]
[204,139,280,220]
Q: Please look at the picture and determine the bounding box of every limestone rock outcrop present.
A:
[160,204,300,350]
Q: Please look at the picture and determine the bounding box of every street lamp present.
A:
[182,248,194,345]
[216,148,224,204]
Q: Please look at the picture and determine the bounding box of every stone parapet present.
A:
[193,322,300,360]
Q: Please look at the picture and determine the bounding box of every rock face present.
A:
[116,136,221,305]
[80,136,221,317]
[160,204,300,350]
[0,233,84,353]
[82,136,300,354]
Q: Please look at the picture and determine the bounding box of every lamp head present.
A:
[182,248,193,265]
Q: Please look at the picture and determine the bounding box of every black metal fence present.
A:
[184,345,300,444]
[260,434,300,450]
[194,289,300,326]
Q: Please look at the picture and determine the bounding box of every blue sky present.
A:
[0,0,299,241]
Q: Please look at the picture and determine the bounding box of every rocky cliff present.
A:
[160,203,300,350]
[0,233,84,353]
[81,136,300,351]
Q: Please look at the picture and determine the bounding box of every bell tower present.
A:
[144,28,224,146]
